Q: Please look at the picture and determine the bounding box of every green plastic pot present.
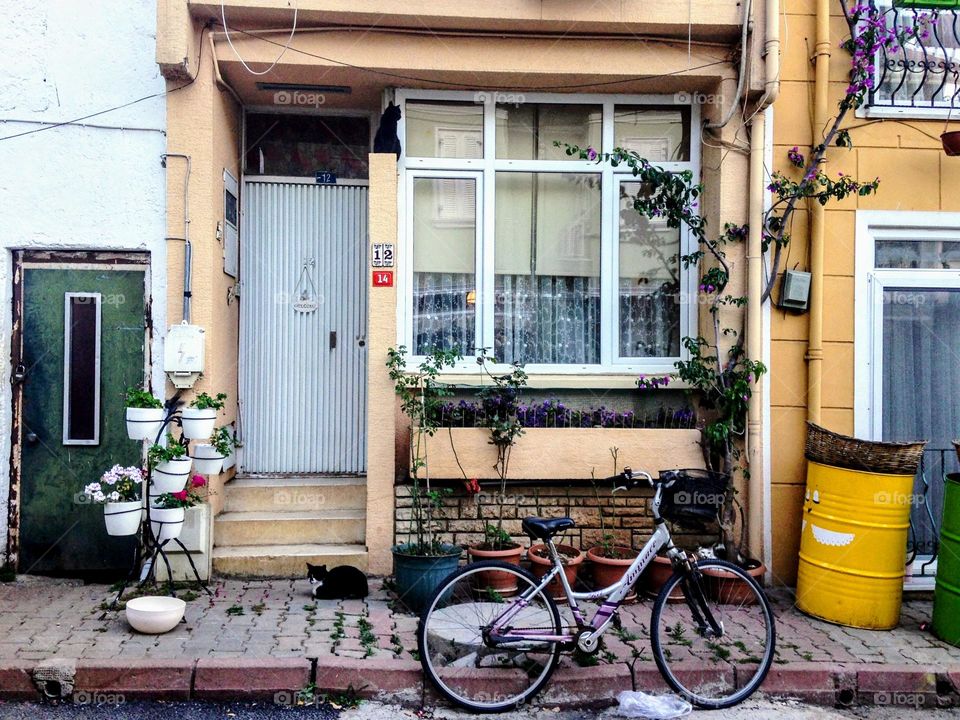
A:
[392,543,462,615]
[894,0,960,8]
[933,474,960,646]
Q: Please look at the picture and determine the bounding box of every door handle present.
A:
[25,431,38,444]
[11,363,26,385]
[329,331,337,350]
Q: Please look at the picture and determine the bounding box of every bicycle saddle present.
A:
[522,516,576,540]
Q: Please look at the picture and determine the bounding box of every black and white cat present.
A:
[373,102,402,158]
[307,562,369,599]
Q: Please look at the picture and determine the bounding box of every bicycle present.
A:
[417,467,776,712]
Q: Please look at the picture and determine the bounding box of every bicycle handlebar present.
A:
[606,467,654,491]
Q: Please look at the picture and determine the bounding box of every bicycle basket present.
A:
[658,469,729,529]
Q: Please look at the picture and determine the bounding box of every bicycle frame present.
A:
[490,481,684,646]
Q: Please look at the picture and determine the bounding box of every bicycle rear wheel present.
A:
[418,560,563,712]
[650,558,775,708]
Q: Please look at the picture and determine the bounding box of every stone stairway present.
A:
[212,475,367,577]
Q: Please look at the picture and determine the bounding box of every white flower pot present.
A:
[152,458,192,493]
[125,407,165,441]
[103,501,142,536]
[191,443,225,475]
[150,507,185,543]
[180,407,217,440]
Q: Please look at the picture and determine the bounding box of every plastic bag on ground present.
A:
[615,690,692,719]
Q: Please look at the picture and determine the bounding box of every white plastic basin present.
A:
[125,595,186,634]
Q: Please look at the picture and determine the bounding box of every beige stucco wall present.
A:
[164,18,242,516]
[769,0,960,584]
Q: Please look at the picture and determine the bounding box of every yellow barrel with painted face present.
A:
[796,461,913,630]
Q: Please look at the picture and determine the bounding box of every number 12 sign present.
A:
[372,271,393,287]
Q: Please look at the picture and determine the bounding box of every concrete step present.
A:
[214,509,366,546]
[212,543,368,578]
[224,475,366,513]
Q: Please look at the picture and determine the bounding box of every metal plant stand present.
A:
[111,394,211,608]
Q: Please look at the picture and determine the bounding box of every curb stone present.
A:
[74,659,194,701]
[193,658,311,701]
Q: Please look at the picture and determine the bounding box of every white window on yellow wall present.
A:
[399,91,697,374]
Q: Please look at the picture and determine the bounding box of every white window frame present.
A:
[854,210,960,589]
[396,89,699,375]
[62,292,102,446]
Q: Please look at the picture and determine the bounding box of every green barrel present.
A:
[933,473,960,646]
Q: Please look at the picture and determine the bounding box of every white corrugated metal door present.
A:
[239,180,367,473]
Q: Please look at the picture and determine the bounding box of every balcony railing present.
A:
[868,2,960,111]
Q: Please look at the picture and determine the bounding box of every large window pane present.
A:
[619,183,681,357]
[243,113,370,178]
[413,177,477,355]
[405,102,484,159]
[876,239,960,269]
[614,105,690,162]
[494,172,601,364]
[495,104,602,160]
[882,288,960,556]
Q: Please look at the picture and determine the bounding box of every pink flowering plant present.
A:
[83,465,144,504]
[153,475,210,509]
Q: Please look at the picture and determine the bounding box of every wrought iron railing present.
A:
[906,446,959,579]
[868,1,960,110]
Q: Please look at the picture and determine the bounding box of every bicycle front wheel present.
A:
[650,558,775,709]
[417,561,563,712]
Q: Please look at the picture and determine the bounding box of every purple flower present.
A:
[586,147,598,161]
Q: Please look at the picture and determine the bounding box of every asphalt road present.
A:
[1,698,959,720]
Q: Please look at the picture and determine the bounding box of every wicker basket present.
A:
[805,422,926,476]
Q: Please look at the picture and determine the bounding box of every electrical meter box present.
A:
[164,323,205,388]
[779,269,812,312]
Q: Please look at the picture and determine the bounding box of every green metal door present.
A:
[18,264,147,578]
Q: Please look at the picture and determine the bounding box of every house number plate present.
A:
[371,243,394,267]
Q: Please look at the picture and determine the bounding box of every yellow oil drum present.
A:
[796,461,912,629]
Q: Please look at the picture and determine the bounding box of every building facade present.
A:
[0,0,168,575]
[769,0,960,587]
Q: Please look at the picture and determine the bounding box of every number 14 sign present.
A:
[372,271,393,287]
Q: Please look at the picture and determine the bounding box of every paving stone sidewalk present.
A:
[1,575,959,706]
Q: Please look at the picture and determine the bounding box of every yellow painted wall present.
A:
[164,18,242,515]
[770,0,959,584]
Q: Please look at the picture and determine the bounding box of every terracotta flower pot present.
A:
[703,561,765,605]
[943,131,960,157]
[586,546,638,602]
[644,554,685,602]
[468,543,524,595]
[528,544,585,600]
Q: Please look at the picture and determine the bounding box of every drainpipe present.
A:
[161,153,192,324]
[807,0,832,425]
[746,0,781,562]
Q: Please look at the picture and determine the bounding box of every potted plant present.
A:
[149,435,192,493]
[387,346,463,614]
[181,392,226,439]
[586,452,639,602]
[192,426,239,475]
[82,465,144,536]
[466,354,527,593]
[151,475,208,543]
[125,386,165,441]
[528,543,585,601]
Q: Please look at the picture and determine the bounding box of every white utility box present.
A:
[164,323,205,388]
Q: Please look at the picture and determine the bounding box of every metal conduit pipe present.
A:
[746,0,781,564]
[161,153,192,324]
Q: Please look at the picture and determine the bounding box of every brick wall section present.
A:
[394,484,713,552]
